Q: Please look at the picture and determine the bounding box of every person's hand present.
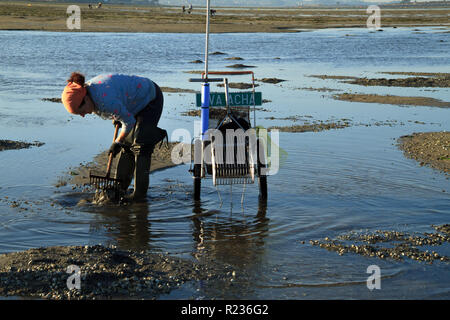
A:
[108,142,125,158]
[112,120,122,128]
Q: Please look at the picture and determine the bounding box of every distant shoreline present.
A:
[0,2,449,33]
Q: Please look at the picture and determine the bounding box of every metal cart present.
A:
[189,71,267,201]
[188,0,267,201]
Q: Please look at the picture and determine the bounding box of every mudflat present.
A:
[63,142,180,188]
[334,93,450,108]
[398,132,450,174]
[0,2,449,33]
[310,73,450,88]
[309,73,450,108]
[0,139,44,151]
[308,224,449,263]
[0,244,237,299]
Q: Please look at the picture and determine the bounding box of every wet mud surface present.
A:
[307,225,450,264]
[310,73,450,88]
[225,57,244,61]
[1,3,449,33]
[160,87,197,93]
[398,131,450,174]
[0,197,45,213]
[346,74,450,88]
[0,140,44,152]
[60,142,180,189]
[0,245,241,299]
[216,82,259,89]
[226,64,256,69]
[268,119,352,133]
[258,78,286,84]
[41,97,61,103]
[333,93,450,108]
[297,87,342,92]
[265,116,424,133]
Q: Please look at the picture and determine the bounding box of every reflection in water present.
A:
[89,201,154,251]
[190,199,269,298]
[115,204,151,251]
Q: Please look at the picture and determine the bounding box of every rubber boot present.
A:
[130,153,152,202]
[115,149,135,193]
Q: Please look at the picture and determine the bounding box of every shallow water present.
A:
[0,28,449,299]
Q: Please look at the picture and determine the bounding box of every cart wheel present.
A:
[257,138,268,200]
[193,164,201,201]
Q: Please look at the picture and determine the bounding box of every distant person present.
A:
[182,5,185,13]
[188,4,192,14]
[88,4,92,9]
[97,2,102,9]
[61,72,167,202]
[210,9,216,17]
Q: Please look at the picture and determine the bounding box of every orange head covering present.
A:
[61,82,87,114]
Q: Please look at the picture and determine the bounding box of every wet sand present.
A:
[310,72,450,108]
[333,93,450,108]
[0,2,449,33]
[310,73,450,88]
[308,224,449,263]
[0,245,238,299]
[346,75,450,88]
[0,140,44,152]
[268,119,352,133]
[298,87,342,92]
[63,142,180,188]
[266,117,412,133]
[398,131,450,174]
[160,87,196,93]
[216,82,259,89]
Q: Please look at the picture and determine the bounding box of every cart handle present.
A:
[201,71,255,86]
[202,71,254,76]
[189,78,224,83]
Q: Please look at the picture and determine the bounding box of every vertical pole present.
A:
[205,0,210,79]
[200,0,212,178]
[201,0,211,141]
[201,83,210,141]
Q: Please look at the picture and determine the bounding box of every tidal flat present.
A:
[0,25,449,299]
[0,2,449,33]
